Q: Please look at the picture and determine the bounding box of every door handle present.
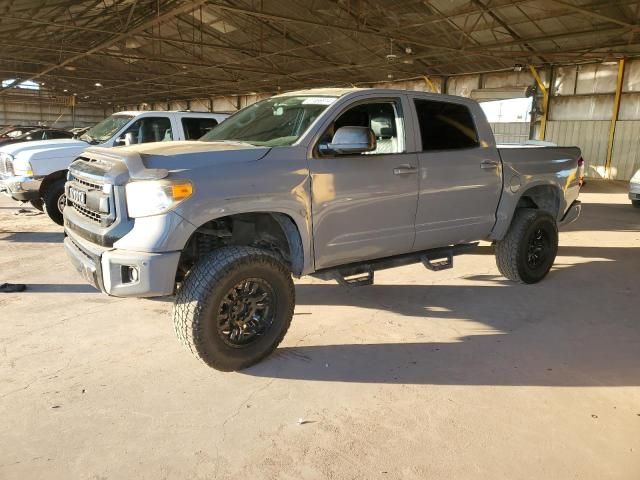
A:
[480,159,500,169]
[393,164,418,175]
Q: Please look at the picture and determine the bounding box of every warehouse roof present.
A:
[0,0,639,104]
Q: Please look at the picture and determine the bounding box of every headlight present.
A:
[631,169,640,183]
[12,157,33,176]
[0,152,15,175]
[125,179,193,218]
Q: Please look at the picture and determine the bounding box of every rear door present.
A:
[309,95,419,269]
[411,96,502,250]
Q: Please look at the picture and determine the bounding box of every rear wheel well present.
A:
[39,170,67,198]
[516,185,561,218]
[177,212,303,282]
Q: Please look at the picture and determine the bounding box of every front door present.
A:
[310,98,419,269]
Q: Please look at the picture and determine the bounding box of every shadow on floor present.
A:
[19,283,99,293]
[244,248,639,386]
[0,231,64,243]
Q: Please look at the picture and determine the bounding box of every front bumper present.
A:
[629,182,640,201]
[559,200,581,227]
[0,175,42,202]
[64,229,180,297]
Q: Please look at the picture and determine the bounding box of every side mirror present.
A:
[115,132,134,146]
[319,126,376,155]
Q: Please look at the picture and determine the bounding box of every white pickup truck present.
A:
[0,110,228,224]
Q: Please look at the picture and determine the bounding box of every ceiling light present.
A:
[94,82,103,87]
[63,89,68,92]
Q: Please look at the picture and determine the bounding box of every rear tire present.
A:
[29,198,44,212]
[495,208,558,284]
[42,179,66,226]
[173,246,295,371]
[632,200,640,208]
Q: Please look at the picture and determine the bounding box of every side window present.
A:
[414,99,479,151]
[52,130,72,139]
[321,100,405,155]
[123,117,173,144]
[181,117,219,140]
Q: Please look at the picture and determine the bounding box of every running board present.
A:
[313,243,478,287]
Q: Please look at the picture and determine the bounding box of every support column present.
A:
[605,58,626,179]
[528,65,549,141]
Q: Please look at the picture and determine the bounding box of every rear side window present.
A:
[414,99,479,151]
[182,117,219,140]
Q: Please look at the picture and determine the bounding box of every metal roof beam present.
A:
[0,0,209,95]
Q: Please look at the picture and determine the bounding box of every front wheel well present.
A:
[39,170,68,198]
[177,212,304,282]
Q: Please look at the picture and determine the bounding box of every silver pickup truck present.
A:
[63,88,582,371]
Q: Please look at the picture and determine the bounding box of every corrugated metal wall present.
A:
[610,121,640,180]
[0,94,110,128]
[546,121,610,178]
[490,122,529,143]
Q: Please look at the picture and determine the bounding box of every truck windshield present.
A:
[80,114,134,144]
[200,96,337,146]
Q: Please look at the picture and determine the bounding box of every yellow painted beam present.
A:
[528,65,549,141]
[423,75,437,93]
[605,58,626,178]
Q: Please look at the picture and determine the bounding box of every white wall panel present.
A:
[610,121,640,180]
[546,121,609,178]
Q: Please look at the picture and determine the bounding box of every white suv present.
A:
[0,111,228,224]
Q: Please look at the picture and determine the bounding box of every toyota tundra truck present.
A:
[62,88,582,371]
[0,110,228,224]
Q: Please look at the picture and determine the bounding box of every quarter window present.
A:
[414,99,479,151]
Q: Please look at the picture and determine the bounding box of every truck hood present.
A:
[77,141,271,184]
[0,138,88,158]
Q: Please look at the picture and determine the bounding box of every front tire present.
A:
[495,208,558,284]
[173,246,295,371]
[29,198,44,212]
[632,200,640,208]
[42,179,66,226]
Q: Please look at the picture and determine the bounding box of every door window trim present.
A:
[312,97,407,158]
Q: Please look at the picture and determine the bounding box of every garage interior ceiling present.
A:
[1,0,639,104]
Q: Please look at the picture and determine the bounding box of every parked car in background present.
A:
[0,111,228,223]
[63,88,582,371]
[630,168,640,207]
[0,125,42,139]
[0,128,73,147]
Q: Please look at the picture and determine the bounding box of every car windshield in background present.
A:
[200,96,337,147]
[81,114,133,143]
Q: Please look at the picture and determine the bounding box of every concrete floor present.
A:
[0,181,639,480]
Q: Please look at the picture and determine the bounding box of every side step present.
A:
[313,243,478,287]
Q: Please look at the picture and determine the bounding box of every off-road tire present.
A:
[173,246,295,371]
[42,179,66,226]
[632,200,640,208]
[495,208,558,284]
[29,198,44,212]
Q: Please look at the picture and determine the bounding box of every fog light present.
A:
[121,265,139,283]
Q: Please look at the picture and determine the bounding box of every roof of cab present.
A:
[112,110,228,116]
[273,87,475,105]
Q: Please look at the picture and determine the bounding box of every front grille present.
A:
[72,176,102,190]
[0,155,13,177]
[72,201,102,223]
[67,165,115,226]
